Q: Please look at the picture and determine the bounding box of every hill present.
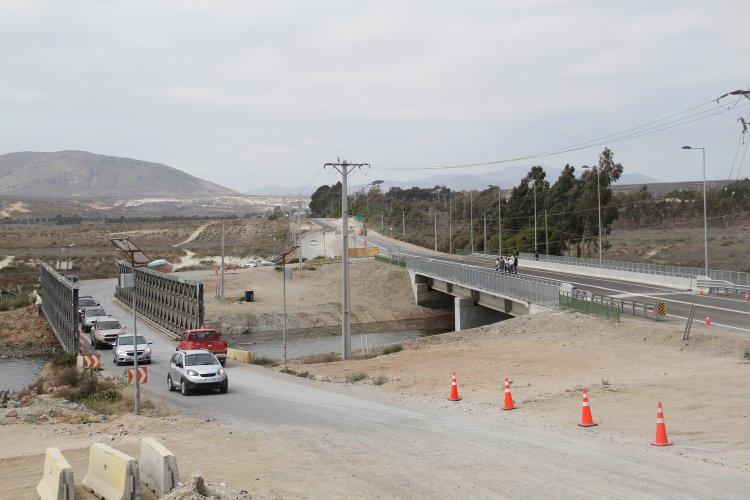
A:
[0,150,240,199]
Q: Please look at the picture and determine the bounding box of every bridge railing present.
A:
[40,263,79,353]
[521,252,750,285]
[115,261,204,338]
[405,255,560,306]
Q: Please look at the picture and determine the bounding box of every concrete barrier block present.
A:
[139,437,180,497]
[82,443,140,500]
[36,447,74,500]
[227,348,253,364]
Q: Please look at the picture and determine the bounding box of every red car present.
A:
[176,329,228,366]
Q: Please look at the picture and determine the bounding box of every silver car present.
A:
[112,334,152,366]
[91,316,125,349]
[167,350,228,395]
[82,307,108,333]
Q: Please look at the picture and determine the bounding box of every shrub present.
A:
[252,356,279,367]
[51,352,77,368]
[372,375,388,386]
[346,372,367,383]
[381,344,403,355]
[54,367,80,387]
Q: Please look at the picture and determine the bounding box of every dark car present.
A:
[65,274,80,283]
[77,296,99,319]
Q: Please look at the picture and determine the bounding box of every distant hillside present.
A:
[0,150,241,199]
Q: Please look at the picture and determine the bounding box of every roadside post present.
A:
[121,273,140,414]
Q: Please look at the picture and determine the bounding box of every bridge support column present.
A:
[455,297,506,331]
[412,273,454,308]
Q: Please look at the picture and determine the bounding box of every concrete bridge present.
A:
[406,256,560,331]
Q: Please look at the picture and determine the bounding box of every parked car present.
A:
[90,316,125,349]
[77,296,99,320]
[167,349,227,395]
[176,328,228,365]
[112,334,152,366]
[82,306,108,333]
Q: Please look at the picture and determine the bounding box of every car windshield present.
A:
[185,353,218,366]
[96,321,121,330]
[87,308,106,317]
[118,336,146,345]
[189,331,217,339]
[79,298,97,307]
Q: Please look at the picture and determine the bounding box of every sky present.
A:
[2,1,749,194]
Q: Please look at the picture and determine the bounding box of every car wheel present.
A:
[167,375,174,392]
[180,379,189,396]
[219,381,228,394]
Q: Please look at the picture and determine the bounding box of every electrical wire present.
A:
[371,97,749,172]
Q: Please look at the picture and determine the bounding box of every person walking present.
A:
[494,257,500,272]
[33,289,42,315]
[514,254,520,273]
[499,256,506,274]
[507,255,515,274]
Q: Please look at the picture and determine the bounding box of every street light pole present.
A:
[470,191,474,253]
[533,179,538,253]
[682,146,709,276]
[582,166,602,264]
[448,192,453,255]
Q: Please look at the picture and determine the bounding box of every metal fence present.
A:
[559,291,620,322]
[375,254,406,268]
[405,255,560,306]
[40,263,79,353]
[521,252,750,285]
[115,261,204,337]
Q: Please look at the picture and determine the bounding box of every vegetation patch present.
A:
[252,355,279,367]
[372,375,388,386]
[345,372,367,383]
[381,344,403,355]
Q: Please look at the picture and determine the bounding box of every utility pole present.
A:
[545,209,549,255]
[470,191,474,253]
[483,213,487,251]
[324,160,369,360]
[448,193,453,255]
[498,187,502,257]
[220,219,225,301]
[402,211,405,238]
[434,212,438,251]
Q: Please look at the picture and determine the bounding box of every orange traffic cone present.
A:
[744,293,749,302]
[449,372,461,401]
[705,316,711,326]
[651,402,673,446]
[502,377,516,410]
[578,389,597,427]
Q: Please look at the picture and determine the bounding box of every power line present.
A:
[370,96,749,172]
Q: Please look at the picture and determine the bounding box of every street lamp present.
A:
[682,146,709,276]
[61,243,74,271]
[581,166,602,264]
[532,179,538,253]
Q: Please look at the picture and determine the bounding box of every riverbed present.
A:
[0,356,48,392]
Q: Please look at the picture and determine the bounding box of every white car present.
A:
[90,316,125,349]
[112,334,152,366]
[309,239,318,246]
[167,349,228,395]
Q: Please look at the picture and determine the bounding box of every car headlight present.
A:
[187,369,199,376]
[144,346,151,354]
[217,368,225,376]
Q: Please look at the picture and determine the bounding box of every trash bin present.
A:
[245,290,254,302]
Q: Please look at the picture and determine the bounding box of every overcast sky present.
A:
[2,1,749,193]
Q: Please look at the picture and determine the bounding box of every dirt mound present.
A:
[0,305,59,355]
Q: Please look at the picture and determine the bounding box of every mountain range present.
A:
[0,150,241,199]
[244,166,658,196]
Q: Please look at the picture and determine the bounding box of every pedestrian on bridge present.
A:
[499,256,506,274]
[507,255,515,274]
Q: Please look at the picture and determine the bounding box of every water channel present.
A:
[0,357,48,392]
